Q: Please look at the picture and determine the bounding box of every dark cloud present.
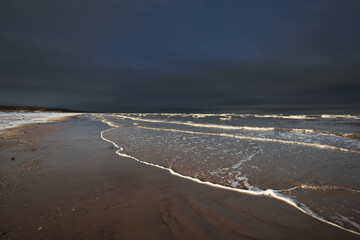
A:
[0,0,359,112]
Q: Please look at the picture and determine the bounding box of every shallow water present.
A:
[90,113,360,235]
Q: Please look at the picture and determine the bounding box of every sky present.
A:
[0,0,359,113]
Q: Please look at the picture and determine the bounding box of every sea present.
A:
[92,113,360,236]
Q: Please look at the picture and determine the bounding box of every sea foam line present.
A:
[137,126,360,153]
[120,113,360,120]
[116,115,276,131]
[99,123,360,236]
[0,112,83,131]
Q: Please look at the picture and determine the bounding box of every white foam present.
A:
[353,209,360,214]
[253,114,317,119]
[100,127,122,149]
[100,119,121,128]
[0,112,81,131]
[301,184,360,193]
[333,214,360,232]
[100,120,360,236]
[321,115,360,120]
[212,148,262,191]
[121,113,360,120]
[286,128,360,140]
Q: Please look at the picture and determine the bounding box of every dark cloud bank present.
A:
[1,0,359,113]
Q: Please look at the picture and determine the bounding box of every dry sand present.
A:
[0,117,359,240]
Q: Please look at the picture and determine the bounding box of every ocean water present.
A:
[92,113,360,236]
[0,112,80,130]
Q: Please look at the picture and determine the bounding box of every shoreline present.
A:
[0,116,359,239]
[101,122,360,236]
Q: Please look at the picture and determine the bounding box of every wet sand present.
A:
[0,117,359,240]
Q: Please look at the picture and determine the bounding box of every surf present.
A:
[99,119,360,236]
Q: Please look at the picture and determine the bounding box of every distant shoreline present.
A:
[0,105,83,113]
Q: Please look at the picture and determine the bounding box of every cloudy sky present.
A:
[0,0,359,112]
